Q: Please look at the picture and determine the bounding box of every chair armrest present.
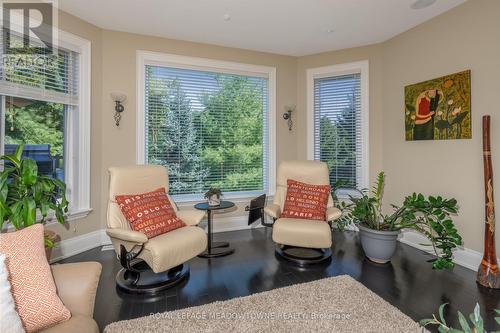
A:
[51,262,102,317]
[264,204,281,219]
[176,209,205,226]
[106,228,148,244]
[326,207,342,222]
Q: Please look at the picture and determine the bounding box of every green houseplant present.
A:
[0,144,69,247]
[421,303,500,333]
[204,187,222,206]
[337,171,462,269]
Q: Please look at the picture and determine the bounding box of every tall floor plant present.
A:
[0,144,68,247]
[337,172,463,269]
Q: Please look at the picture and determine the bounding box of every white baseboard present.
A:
[399,230,482,271]
[50,229,111,263]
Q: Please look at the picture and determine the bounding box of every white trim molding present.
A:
[306,60,369,189]
[135,50,277,198]
[50,229,112,263]
[399,230,481,271]
[64,31,92,216]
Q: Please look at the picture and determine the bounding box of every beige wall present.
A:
[381,0,500,254]
[295,0,499,254]
[49,0,499,256]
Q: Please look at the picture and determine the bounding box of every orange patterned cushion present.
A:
[0,224,71,332]
[115,188,186,238]
[281,179,331,221]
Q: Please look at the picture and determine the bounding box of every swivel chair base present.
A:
[275,245,332,266]
[116,261,189,295]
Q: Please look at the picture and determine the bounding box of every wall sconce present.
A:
[283,105,295,131]
[110,91,126,126]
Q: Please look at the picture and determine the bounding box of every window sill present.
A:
[1,208,93,232]
[173,193,273,209]
[41,207,93,226]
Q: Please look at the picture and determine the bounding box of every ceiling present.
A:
[59,0,466,56]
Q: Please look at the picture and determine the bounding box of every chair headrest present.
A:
[276,160,330,186]
[108,165,168,201]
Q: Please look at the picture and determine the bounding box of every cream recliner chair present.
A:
[106,165,207,294]
[264,160,342,265]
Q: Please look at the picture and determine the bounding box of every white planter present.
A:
[208,195,221,206]
[358,224,401,264]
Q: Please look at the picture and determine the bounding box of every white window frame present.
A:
[306,60,369,189]
[136,50,276,202]
[0,30,92,222]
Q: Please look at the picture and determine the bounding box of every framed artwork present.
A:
[405,70,471,141]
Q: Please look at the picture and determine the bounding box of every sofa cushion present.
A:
[0,225,71,332]
[115,188,185,238]
[39,314,98,333]
[281,179,330,221]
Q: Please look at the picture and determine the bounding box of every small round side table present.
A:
[195,200,235,258]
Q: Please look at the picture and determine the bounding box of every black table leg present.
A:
[207,210,212,254]
[198,209,234,258]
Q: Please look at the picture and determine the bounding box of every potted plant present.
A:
[204,187,222,206]
[0,144,69,257]
[337,172,462,269]
[421,303,500,332]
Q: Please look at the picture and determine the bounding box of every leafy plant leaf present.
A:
[22,197,36,227]
[457,311,472,333]
[14,144,24,162]
[20,158,38,186]
[438,303,448,325]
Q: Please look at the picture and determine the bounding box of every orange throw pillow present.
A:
[281,179,331,221]
[0,224,71,332]
[115,188,186,238]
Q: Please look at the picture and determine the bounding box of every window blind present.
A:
[313,73,362,187]
[0,33,79,105]
[145,65,269,196]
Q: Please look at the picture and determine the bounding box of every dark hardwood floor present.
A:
[61,228,500,332]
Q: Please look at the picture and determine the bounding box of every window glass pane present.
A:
[145,65,268,196]
[2,96,65,181]
[314,73,362,188]
[0,33,79,97]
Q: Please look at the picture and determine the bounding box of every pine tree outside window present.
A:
[307,61,369,192]
[139,53,276,200]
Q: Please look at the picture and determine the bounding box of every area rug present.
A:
[104,275,423,333]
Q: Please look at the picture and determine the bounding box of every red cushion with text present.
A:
[115,188,185,238]
[281,179,331,221]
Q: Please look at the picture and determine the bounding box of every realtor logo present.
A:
[1,0,58,54]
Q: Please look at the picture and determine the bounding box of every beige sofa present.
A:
[41,262,102,333]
